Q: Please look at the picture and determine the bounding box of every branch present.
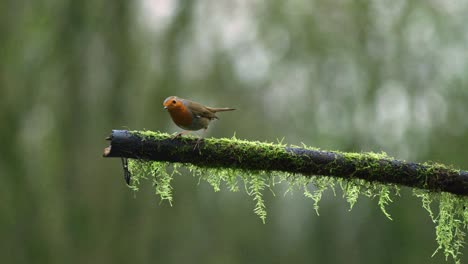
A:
[103,130,468,196]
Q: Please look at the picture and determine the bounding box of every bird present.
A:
[163,96,235,148]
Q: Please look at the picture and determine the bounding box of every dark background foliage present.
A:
[1,0,468,263]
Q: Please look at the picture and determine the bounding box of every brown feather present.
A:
[184,99,235,120]
[206,107,236,112]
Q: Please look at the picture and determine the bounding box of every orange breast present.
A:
[168,106,193,129]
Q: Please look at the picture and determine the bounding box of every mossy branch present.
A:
[103,130,468,196]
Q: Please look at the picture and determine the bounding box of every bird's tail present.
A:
[207,107,236,112]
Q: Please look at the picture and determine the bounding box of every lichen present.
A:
[123,131,468,264]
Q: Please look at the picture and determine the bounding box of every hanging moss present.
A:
[116,131,468,264]
[127,159,177,205]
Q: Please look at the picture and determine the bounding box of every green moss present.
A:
[132,130,172,140]
[305,176,336,215]
[124,131,468,264]
[413,189,436,221]
[340,179,362,210]
[128,159,176,205]
[377,184,397,220]
[411,189,468,264]
[246,172,268,223]
[335,177,398,220]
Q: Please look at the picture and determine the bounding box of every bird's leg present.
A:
[193,128,207,151]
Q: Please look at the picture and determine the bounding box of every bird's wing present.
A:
[185,101,218,119]
[205,107,235,112]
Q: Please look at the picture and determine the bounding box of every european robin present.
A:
[163,96,235,148]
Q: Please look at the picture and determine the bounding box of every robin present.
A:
[163,96,235,148]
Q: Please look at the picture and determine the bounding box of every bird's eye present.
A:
[172,100,177,104]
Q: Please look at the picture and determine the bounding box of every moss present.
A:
[411,189,468,264]
[124,130,468,264]
[305,176,336,215]
[246,172,268,223]
[377,184,398,220]
[132,130,172,141]
[128,159,176,205]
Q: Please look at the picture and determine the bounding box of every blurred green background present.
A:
[2,0,468,263]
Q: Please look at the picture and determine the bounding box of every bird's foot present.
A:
[172,131,189,139]
[193,137,203,153]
